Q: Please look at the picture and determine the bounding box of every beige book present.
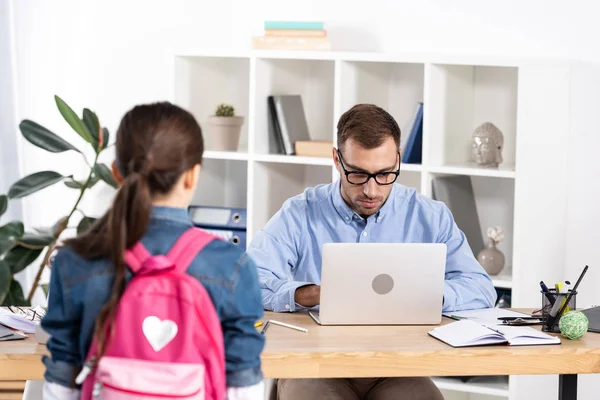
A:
[252,36,331,50]
[295,140,333,157]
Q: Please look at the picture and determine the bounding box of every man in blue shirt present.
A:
[247,104,497,399]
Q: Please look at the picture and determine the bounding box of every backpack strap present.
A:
[167,227,218,274]
[124,242,153,274]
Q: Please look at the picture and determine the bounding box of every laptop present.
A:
[309,243,447,325]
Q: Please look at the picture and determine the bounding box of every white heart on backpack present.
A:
[142,316,178,352]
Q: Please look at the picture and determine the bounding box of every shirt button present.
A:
[362,232,367,237]
[346,216,349,220]
[285,304,290,310]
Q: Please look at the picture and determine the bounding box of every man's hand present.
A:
[294,285,321,307]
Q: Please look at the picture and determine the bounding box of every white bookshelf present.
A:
[171,50,576,400]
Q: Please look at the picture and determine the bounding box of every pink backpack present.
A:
[77,228,226,399]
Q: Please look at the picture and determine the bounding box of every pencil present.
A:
[269,319,308,333]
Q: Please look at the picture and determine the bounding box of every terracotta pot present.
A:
[206,116,244,151]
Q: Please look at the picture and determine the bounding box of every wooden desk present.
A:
[2,312,600,400]
[261,312,600,400]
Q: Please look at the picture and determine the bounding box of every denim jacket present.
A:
[41,206,265,389]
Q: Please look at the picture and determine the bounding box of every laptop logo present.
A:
[372,274,394,295]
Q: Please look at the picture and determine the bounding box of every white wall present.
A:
[0,0,21,222]
[5,0,600,398]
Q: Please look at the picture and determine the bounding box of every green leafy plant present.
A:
[0,95,117,305]
[215,103,235,117]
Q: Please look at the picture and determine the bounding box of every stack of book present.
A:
[252,21,331,50]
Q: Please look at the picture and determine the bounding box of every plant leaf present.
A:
[0,261,11,305]
[4,245,43,274]
[102,127,110,150]
[19,119,81,153]
[64,178,84,189]
[94,163,118,188]
[77,217,96,235]
[0,195,7,217]
[83,108,100,150]
[0,239,14,255]
[34,216,68,237]
[8,171,64,199]
[19,232,55,247]
[55,95,92,143]
[0,221,24,239]
[3,279,29,306]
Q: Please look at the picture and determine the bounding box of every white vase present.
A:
[206,116,244,151]
[477,238,505,275]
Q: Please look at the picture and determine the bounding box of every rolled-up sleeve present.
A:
[41,251,82,388]
[247,200,310,313]
[437,205,497,312]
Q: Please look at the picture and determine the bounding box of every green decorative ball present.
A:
[559,310,589,340]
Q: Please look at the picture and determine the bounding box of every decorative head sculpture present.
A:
[472,122,504,167]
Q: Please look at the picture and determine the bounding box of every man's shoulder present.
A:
[280,182,332,214]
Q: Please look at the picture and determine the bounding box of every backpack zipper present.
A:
[75,355,97,385]
[99,381,202,398]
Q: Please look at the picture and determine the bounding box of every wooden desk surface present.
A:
[3,310,600,381]
[260,312,600,378]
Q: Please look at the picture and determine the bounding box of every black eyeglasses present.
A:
[337,150,400,185]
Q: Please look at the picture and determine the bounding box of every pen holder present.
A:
[541,289,577,333]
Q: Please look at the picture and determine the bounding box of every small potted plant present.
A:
[207,103,244,151]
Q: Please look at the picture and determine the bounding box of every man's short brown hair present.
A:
[336,104,401,150]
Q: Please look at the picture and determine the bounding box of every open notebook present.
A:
[428,320,561,347]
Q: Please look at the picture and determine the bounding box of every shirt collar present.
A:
[150,206,193,226]
[331,180,396,224]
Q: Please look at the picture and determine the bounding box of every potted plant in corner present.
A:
[206,103,244,151]
[0,95,117,307]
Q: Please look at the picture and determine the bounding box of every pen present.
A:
[449,315,468,320]
[260,321,270,335]
[546,265,589,329]
[497,316,541,321]
[255,321,263,328]
[540,280,556,304]
[269,319,308,333]
[555,265,588,318]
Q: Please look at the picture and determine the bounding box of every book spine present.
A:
[264,21,324,30]
[252,36,331,50]
[265,29,327,37]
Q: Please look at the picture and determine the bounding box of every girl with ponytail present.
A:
[41,102,265,399]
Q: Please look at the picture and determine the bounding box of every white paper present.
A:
[443,308,532,327]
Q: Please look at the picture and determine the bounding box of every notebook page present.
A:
[493,325,561,346]
[429,320,506,347]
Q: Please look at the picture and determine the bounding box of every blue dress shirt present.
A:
[247,181,497,313]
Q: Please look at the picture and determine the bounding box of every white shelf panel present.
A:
[203,151,249,161]
[400,163,424,173]
[491,266,513,289]
[428,163,516,179]
[432,377,509,397]
[254,154,333,166]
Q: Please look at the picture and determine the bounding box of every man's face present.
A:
[334,137,399,218]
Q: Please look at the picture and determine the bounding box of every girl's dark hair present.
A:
[337,104,401,150]
[64,101,203,356]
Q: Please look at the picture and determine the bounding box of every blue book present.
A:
[264,21,325,30]
[402,103,423,164]
[188,206,247,230]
